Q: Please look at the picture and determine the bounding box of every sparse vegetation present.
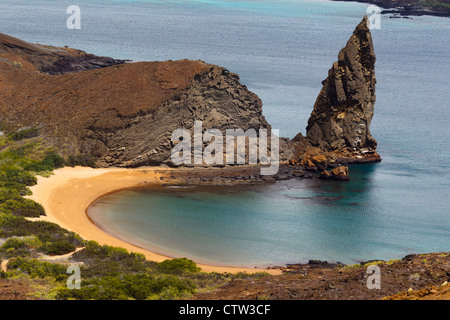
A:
[0,236,42,258]
[65,154,96,168]
[8,127,39,141]
[421,0,450,9]
[4,241,220,300]
[6,257,69,282]
[0,133,242,300]
[11,61,23,69]
[157,257,201,275]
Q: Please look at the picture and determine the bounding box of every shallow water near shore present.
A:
[2,0,449,266]
[88,163,450,267]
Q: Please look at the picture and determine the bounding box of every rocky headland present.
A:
[0,16,380,182]
[0,33,275,169]
[0,32,127,74]
[334,0,450,18]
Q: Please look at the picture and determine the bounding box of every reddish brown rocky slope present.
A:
[0,34,272,167]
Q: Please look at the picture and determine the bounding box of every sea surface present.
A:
[2,0,449,266]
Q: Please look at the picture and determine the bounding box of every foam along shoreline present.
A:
[26,166,281,275]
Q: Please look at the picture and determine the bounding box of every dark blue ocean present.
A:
[2,0,449,266]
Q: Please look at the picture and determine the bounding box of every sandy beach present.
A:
[26,166,281,275]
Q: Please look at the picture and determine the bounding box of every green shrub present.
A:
[0,245,29,258]
[40,152,65,169]
[0,144,29,162]
[151,274,196,295]
[0,182,30,196]
[0,168,36,196]
[8,128,39,141]
[57,273,196,300]
[66,154,96,168]
[71,241,152,277]
[57,282,129,300]
[7,257,68,282]
[0,212,24,227]
[0,187,22,202]
[0,199,45,217]
[73,241,132,261]
[0,136,8,150]
[41,240,76,256]
[157,258,201,275]
[0,235,43,258]
[3,169,37,186]
[24,162,52,172]
[22,151,64,173]
[0,216,84,255]
[2,235,42,249]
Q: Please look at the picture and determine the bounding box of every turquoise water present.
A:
[2,1,449,266]
[88,163,449,267]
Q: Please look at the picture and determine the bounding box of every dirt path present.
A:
[1,259,8,272]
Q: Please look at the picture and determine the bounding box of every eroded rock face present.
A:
[305,16,379,159]
[93,65,272,167]
[0,33,275,167]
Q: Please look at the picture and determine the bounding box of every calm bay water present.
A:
[2,0,449,266]
[88,163,450,267]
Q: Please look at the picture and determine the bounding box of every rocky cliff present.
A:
[0,33,273,167]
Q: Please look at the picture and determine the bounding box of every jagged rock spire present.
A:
[306,15,378,155]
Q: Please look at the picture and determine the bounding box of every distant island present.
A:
[334,0,450,17]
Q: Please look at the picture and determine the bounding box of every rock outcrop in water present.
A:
[319,166,350,181]
[306,15,380,160]
[290,16,381,170]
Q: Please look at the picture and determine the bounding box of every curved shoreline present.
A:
[26,166,281,275]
